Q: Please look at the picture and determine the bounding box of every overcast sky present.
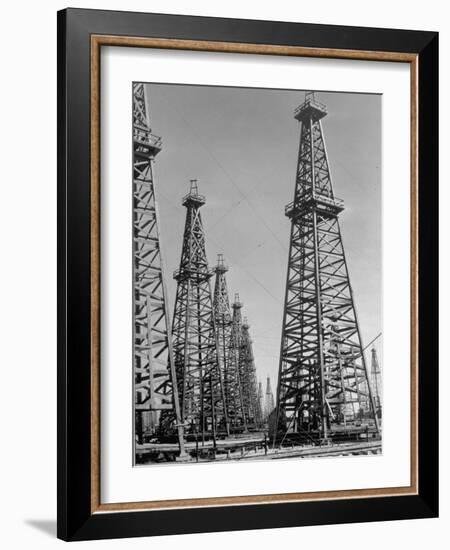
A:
[143,83,382,396]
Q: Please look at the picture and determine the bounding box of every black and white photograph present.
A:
[0,1,442,546]
[133,82,382,465]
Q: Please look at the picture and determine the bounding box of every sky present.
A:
[143,83,382,396]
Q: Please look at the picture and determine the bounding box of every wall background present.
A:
[0,1,445,548]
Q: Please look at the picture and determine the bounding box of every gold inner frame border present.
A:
[90,35,418,514]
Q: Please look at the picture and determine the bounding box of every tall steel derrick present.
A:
[257,382,264,423]
[132,83,185,454]
[275,92,380,441]
[227,294,248,431]
[172,180,229,441]
[240,318,261,428]
[371,347,382,418]
[264,377,275,420]
[212,255,245,430]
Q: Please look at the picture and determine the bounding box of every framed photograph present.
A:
[57,8,438,541]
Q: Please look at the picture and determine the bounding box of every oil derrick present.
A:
[132,83,185,455]
[172,180,229,442]
[265,377,275,420]
[213,255,244,429]
[240,317,261,428]
[257,382,264,424]
[228,294,248,431]
[371,347,382,418]
[275,91,380,441]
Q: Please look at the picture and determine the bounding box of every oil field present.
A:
[132,83,382,465]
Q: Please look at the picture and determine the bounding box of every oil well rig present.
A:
[133,84,382,464]
[273,91,381,447]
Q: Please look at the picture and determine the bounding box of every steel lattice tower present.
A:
[371,347,382,418]
[240,317,261,428]
[132,83,185,456]
[265,377,275,420]
[212,255,244,430]
[228,294,248,431]
[172,180,229,441]
[275,92,380,441]
[257,381,264,424]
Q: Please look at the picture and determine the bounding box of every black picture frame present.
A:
[57,7,438,541]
